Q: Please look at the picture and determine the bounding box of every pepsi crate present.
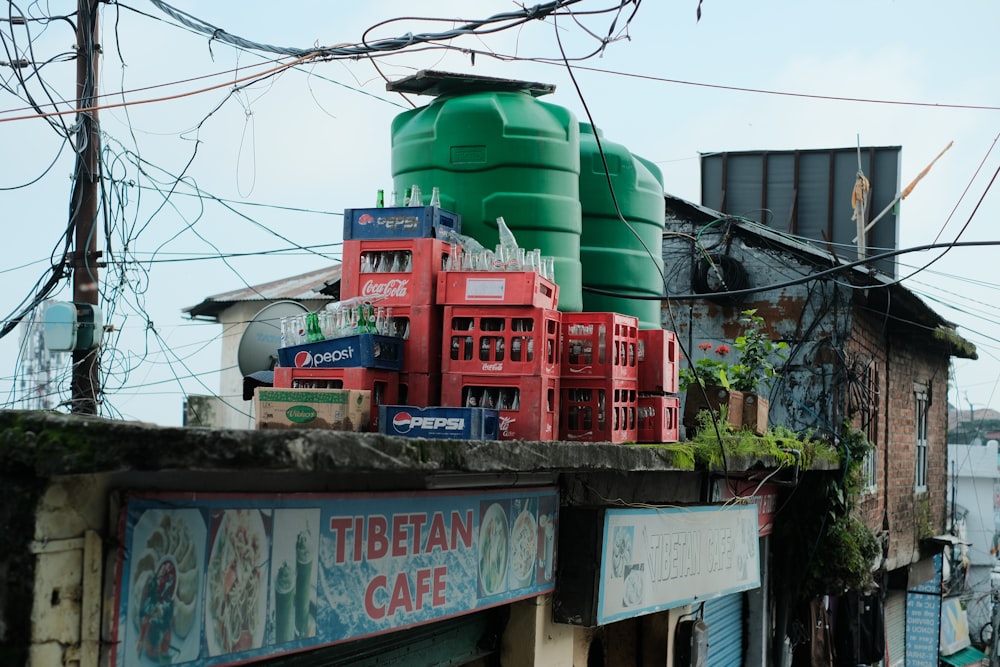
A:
[638,329,679,394]
[399,372,442,407]
[441,373,559,441]
[272,366,399,432]
[341,238,452,308]
[637,394,680,443]
[277,334,402,371]
[559,377,638,444]
[561,312,639,381]
[343,205,461,240]
[441,305,561,378]
[379,405,499,440]
[436,270,559,309]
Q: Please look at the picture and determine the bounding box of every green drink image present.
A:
[274,561,295,643]
[294,530,313,637]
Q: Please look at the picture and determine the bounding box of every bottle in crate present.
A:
[441,373,559,441]
[341,238,452,308]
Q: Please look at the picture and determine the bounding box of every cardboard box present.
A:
[254,388,370,431]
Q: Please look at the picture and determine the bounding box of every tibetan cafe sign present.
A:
[553,504,760,626]
[110,488,558,667]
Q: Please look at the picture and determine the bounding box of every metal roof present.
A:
[184,264,341,321]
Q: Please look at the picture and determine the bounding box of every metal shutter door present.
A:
[885,590,906,667]
[704,593,744,667]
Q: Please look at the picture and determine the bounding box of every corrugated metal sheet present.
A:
[700,146,901,277]
[704,593,744,667]
[184,265,341,320]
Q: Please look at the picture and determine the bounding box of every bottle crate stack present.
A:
[264,202,463,431]
[437,260,563,441]
[264,192,682,443]
[559,312,640,443]
[636,329,681,443]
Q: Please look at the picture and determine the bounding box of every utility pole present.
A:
[70,0,101,414]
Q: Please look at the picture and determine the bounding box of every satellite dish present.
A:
[237,300,308,376]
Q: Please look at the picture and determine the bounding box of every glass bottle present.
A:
[305,312,325,343]
[429,186,441,208]
[376,189,385,208]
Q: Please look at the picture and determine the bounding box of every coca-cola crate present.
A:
[389,304,444,375]
[343,205,461,240]
[561,312,639,381]
[272,366,399,432]
[638,329,679,394]
[436,270,559,309]
[399,372,442,407]
[637,394,680,444]
[441,373,560,441]
[277,334,402,371]
[341,238,452,308]
[441,306,561,377]
[559,377,638,443]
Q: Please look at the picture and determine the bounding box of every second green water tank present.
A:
[390,86,582,312]
[578,123,665,329]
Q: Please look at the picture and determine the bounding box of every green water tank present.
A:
[578,123,665,329]
[390,73,582,312]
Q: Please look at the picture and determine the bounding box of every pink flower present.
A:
[697,342,713,352]
[715,344,731,356]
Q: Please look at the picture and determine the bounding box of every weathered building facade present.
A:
[660,194,975,664]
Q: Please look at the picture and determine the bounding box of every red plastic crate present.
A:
[272,366,399,432]
[559,377,638,443]
[436,270,559,309]
[561,312,639,381]
[385,304,444,375]
[441,373,559,441]
[399,372,442,407]
[441,306,561,377]
[637,394,680,443]
[638,329,679,394]
[341,238,452,308]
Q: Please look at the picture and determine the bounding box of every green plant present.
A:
[678,309,788,394]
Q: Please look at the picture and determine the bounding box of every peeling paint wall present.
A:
[662,215,952,574]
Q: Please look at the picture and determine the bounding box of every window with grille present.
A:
[861,361,879,492]
[915,385,929,492]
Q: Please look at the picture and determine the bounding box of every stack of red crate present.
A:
[636,329,681,443]
[559,312,640,443]
[437,270,562,441]
[340,236,450,408]
[272,206,459,431]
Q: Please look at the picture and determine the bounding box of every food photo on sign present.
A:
[204,508,271,657]
[124,508,206,665]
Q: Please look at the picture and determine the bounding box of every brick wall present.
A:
[849,308,950,570]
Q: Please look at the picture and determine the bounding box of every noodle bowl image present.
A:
[509,510,537,588]
[478,503,508,596]
[205,509,268,655]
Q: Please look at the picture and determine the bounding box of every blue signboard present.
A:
[111,488,558,666]
[906,553,943,667]
[596,505,760,625]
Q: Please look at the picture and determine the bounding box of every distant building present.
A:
[182,265,341,428]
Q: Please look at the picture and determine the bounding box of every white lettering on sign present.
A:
[362,278,409,298]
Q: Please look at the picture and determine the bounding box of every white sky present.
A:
[1,0,998,425]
